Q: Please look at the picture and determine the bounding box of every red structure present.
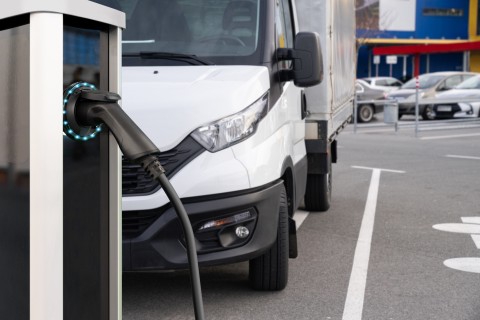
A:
[372,41,480,77]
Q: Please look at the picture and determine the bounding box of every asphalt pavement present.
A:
[123,116,480,320]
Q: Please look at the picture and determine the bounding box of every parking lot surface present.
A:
[124,117,480,320]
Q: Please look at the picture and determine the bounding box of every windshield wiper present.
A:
[123,51,214,65]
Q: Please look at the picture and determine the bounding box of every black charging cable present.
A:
[139,154,205,320]
[68,88,205,320]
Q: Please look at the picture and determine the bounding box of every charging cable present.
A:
[64,84,205,320]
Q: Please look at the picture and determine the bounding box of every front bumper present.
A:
[398,102,425,115]
[123,180,283,271]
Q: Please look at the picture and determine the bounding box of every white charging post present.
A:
[0,1,124,319]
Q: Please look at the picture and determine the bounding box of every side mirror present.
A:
[277,32,323,87]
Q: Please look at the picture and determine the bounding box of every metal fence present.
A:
[353,97,480,136]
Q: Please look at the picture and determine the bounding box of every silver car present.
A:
[360,77,403,92]
[386,72,476,120]
[431,75,480,119]
[355,79,387,123]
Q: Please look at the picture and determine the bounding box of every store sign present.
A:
[386,55,398,64]
[380,0,417,32]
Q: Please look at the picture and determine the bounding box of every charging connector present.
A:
[68,87,160,161]
[63,84,205,320]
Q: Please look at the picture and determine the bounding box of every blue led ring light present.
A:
[63,82,103,141]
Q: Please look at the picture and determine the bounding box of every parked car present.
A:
[360,76,403,92]
[430,75,480,119]
[355,79,387,122]
[385,71,476,120]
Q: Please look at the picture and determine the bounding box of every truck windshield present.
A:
[117,0,263,66]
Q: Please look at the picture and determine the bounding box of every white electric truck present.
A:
[93,0,355,290]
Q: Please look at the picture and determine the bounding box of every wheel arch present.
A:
[280,157,295,218]
[280,157,300,260]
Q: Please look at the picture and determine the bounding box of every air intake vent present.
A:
[123,208,164,239]
[122,136,205,196]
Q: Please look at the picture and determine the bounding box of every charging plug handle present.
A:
[75,90,160,162]
[71,89,205,320]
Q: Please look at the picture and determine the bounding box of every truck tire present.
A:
[249,185,288,291]
[304,161,332,212]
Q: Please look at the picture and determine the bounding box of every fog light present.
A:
[194,209,257,251]
[235,226,249,239]
[198,211,253,231]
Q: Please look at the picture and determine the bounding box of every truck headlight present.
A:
[191,94,268,152]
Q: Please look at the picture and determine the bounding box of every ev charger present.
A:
[0,1,125,319]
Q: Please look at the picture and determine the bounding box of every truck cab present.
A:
[92,0,354,291]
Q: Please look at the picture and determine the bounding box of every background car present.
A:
[360,76,403,92]
[429,75,480,119]
[385,71,476,120]
[355,79,387,123]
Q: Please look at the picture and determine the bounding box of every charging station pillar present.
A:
[0,1,125,319]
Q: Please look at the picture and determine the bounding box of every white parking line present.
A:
[293,210,309,230]
[342,169,381,320]
[432,217,480,273]
[420,133,480,140]
[461,217,480,249]
[444,258,480,274]
[461,217,480,224]
[446,155,480,161]
[352,166,405,174]
[471,235,480,249]
[432,223,480,234]
[342,167,404,320]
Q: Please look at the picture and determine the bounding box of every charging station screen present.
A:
[63,24,109,320]
[0,24,30,319]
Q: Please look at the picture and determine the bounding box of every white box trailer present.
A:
[297,0,356,123]
[296,0,356,211]
[92,0,355,291]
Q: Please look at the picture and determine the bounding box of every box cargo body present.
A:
[296,0,355,138]
[293,0,355,212]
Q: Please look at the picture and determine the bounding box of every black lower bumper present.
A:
[399,103,424,115]
[123,180,284,271]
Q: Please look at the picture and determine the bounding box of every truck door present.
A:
[274,0,304,148]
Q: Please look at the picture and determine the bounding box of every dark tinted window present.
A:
[389,80,402,87]
[375,79,387,86]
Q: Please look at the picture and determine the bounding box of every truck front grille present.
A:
[122,136,205,196]
[122,161,159,195]
[122,208,164,238]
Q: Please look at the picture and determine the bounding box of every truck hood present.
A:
[121,66,270,150]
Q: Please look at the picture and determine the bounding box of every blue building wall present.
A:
[381,0,469,40]
[357,0,470,79]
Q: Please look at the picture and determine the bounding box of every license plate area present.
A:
[437,105,452,112]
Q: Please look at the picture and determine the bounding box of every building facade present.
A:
[356,0,480,80]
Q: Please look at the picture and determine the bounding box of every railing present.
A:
[353,97,480,136]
